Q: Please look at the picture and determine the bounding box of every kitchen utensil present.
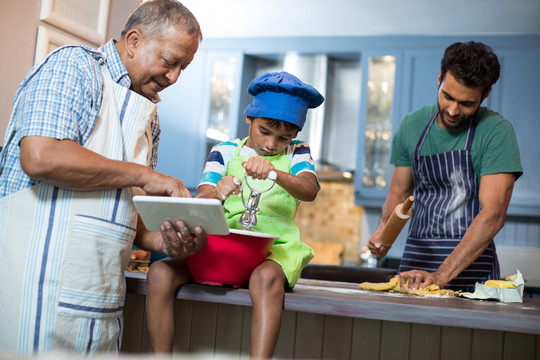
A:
[186,228,278,288]
[380,196,414,247]
[239,170,277,231]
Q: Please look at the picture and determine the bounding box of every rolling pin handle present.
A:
[401,196,414,214]
[379,196,415,248]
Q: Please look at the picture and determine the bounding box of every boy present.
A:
[146,71,324,358]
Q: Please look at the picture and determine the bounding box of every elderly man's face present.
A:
[128,26,199,100]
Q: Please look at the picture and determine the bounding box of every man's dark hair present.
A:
[440,41,500,95]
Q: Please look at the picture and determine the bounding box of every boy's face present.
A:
[245,117,298,156]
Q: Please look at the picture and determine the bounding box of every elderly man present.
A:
[0,0,206,355]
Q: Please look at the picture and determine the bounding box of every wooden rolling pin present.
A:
[380,196,414,247]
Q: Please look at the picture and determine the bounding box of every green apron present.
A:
[224,137,314,287]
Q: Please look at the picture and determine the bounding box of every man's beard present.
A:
[437,101,478,130]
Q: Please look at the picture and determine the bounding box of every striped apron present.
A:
[398,111,499,291]
[0,46,156,355]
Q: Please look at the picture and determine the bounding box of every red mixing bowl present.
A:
[186,228,278,288]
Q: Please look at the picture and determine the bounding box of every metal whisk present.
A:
[239,171,277,231]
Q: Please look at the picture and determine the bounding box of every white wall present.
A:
[182,0,540,38]
[0,0,141,142]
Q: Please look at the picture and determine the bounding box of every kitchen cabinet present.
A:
[154,36,540,258]
[354,50,402,207]
[488,48,540,216]
[156,45,364,191]
[354,44,540,217]
[203,51,247,154]
[390,46,540,217]
[236,51,363,171]
[154,50,208,191]
[352,40,540,261]
[155,50,245,192]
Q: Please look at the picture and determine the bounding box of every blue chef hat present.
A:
[244,71,324,130]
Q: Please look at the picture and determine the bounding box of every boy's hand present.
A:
[242,157,276,180]
[215,175,242,201]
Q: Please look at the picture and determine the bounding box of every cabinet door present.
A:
[403,47,540,217]
[155,51,209,192]
[355,51,402,207]
[155,51,245,192]
[400,49,444,118]
[204,51,246,151]
[489,49,540,216]
[371,47,540,217]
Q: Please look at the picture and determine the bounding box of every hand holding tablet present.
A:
[133,196,230,235]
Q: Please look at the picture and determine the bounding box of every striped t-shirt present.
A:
[199,138,318,187]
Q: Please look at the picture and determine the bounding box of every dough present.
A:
[359,277,455,296]
[484,280,516,288]
[359,277,400,291]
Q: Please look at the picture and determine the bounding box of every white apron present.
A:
[0,46,156,355]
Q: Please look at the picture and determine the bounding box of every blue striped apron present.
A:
[0,46,156,355]
[398,111,499,291]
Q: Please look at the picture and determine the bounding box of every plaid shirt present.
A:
[0,40,160,197]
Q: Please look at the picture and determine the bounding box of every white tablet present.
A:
[133,195,230,235]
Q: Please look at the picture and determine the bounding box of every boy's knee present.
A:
[147,260,166,278]
[147,261,175,288]
[250,263,285,291]
[147,259,192,292]
[147,262,164,288]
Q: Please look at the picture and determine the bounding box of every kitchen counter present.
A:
[125,271,540,335]
[524,279,540,297]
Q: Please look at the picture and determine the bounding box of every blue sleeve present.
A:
[289,140,317,176]
[199,141,237,186]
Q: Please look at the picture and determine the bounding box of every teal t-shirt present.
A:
[390,104,523,182]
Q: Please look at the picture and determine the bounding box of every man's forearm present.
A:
[435,208,505,284]
[20,136,152,191]
[437,173,515,284]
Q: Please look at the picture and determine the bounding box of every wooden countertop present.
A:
[125,271,540,335]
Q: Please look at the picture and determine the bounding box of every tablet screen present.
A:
[133,196,230,235]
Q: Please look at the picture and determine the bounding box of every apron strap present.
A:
[233,137,249,157]
[413,111,438,158]
[464,113,479,151]
[414,110,480,158]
